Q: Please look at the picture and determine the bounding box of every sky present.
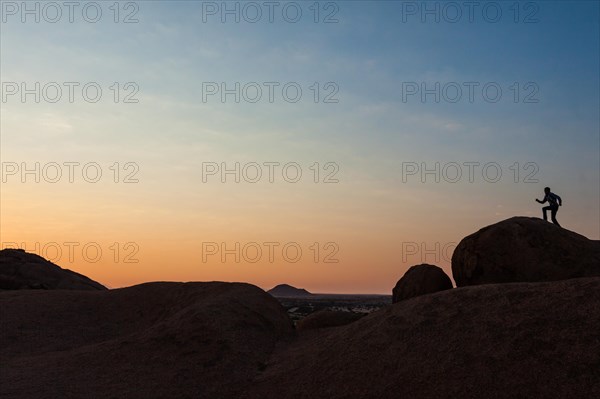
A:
[1,0,599,294]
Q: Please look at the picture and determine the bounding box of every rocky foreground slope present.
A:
[243,277,600,399]
[2,277,598,398]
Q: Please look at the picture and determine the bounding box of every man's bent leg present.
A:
[542,206,551,221]
[551,206,561,227]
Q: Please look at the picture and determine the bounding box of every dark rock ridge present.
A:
[0,248,106,290]
[268,284,313,297]
[295,310,365,331]
[392,263,453,303]
[452,217,600,287]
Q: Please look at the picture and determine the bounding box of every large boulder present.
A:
[392,264,453,303]
[0,281,294,399]
[452,217,600,287]
[0,248,106,290]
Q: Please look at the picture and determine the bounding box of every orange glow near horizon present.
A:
[3,177,599,294]
[0,181,465,294]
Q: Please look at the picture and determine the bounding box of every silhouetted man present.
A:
[536,187,562,227]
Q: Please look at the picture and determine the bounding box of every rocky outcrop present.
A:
[392,264,453,303]
[452,217,600,287]
[0,249,106,290]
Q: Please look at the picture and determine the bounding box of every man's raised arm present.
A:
[536,195,547,204]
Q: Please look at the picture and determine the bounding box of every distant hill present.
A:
[267,284,313,297]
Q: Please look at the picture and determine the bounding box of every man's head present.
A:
[544,187,551,194]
